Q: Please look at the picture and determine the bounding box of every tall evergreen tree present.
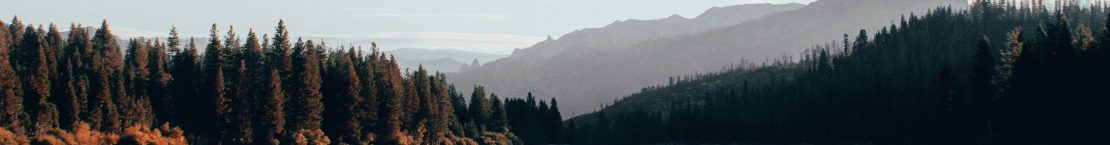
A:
[467,86,490,130]
[202,24,229,140]
[323,53,363,145]
[271,20,293,87]
[230,61,253,145]
[167,27,181,54]
[171,38,200,130]
[123,38,153,127]
[489,94,507,132]
[288,39,323,132]
[0,20,27,132]
[89,20,123,131]
[58,24,91,130]
[256,69,285,145]
[147,40,171,123]
[13,25,59,134]
[375,54,405,145]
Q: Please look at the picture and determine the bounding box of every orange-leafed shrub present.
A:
[479,132,510,145]
[31,128,77,145]
[0,127,29,145]
[117,123,187,145]
[291,129,330,145]
[440,134,478,145]
[73,122,119,145]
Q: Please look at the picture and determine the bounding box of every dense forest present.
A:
[0,18,563,145]
[568,1,1110,145]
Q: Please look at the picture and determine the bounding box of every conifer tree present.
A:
[489,94,507,132]
[256,69,285,145]
[355,45,380,137]
[231,60,253,145]
[448,85,467,131]
[853,30,869,52]
[171,38,200,130]
[13,25,59,134]
[221,26,241,104]
[0,20,27,132]
[90,20,123,131]
[467,86,490,130]
[375,54,405,145]
[323,53,363,145]
[44,25,62,94]
[547,98,563,142]
[123,38,152,128]
[288,39,323,132]
[271,20,293,79]
[59,24,90,130]
[202,24,229,139]
[147,39,172,125]
[8,17,24,45]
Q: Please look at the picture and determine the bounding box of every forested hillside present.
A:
[567,1,1110,144]
[449,0,967,117]
[0,18,562,145]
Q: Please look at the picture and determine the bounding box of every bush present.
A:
[31,128,77,145]
[72,122,119,145]
[117,123,187,145]
[0,127,30,145]
[291,129,330,145]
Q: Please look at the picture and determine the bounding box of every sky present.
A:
[2,0,817,54]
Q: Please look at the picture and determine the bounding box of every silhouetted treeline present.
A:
[0,18,562,145]
[568,1,1110,145]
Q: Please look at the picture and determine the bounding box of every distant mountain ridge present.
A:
[387,48,506,73]
[449,0,969,117]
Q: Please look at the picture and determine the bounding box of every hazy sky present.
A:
[3,0,817,54]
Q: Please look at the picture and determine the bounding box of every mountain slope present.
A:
[449,0,969,116]
[565,4,1110,144]
[387,48,506,72]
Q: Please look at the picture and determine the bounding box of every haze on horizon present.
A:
[0,0,816,55]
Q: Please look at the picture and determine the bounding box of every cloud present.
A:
[302,32,545,55]
[347,13,511,20]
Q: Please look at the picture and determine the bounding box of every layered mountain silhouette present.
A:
[449,0,968,117]
[387,48,506,73]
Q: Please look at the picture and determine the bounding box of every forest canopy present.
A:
[0,18,562,145]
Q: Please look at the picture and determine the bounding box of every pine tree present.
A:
[233,29,264,145]
[467,86,490,130]
[12,25,59,134]
[202,24,229,140]
[231,60,253,145]
[167,27,181,54]
[171,38,200,130]
[288,39,323,132]
[448,85,467,134]
[547,98,563,142]
[123,38,153,128]
[44,25,63,108]
[221,26,241,107]
[375,54,405,145]
[271,20,293,82]
[8,17,24,46]
[147,40,172,125]
[323,53,363,145]
[853,30,869,53]
[256,69,285,145]
[489,94,507,133]
[427,73,452,143]
[59,24,91,130]
[0,19,27,132]
[90,20,123,131]
[355,44,380,139]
